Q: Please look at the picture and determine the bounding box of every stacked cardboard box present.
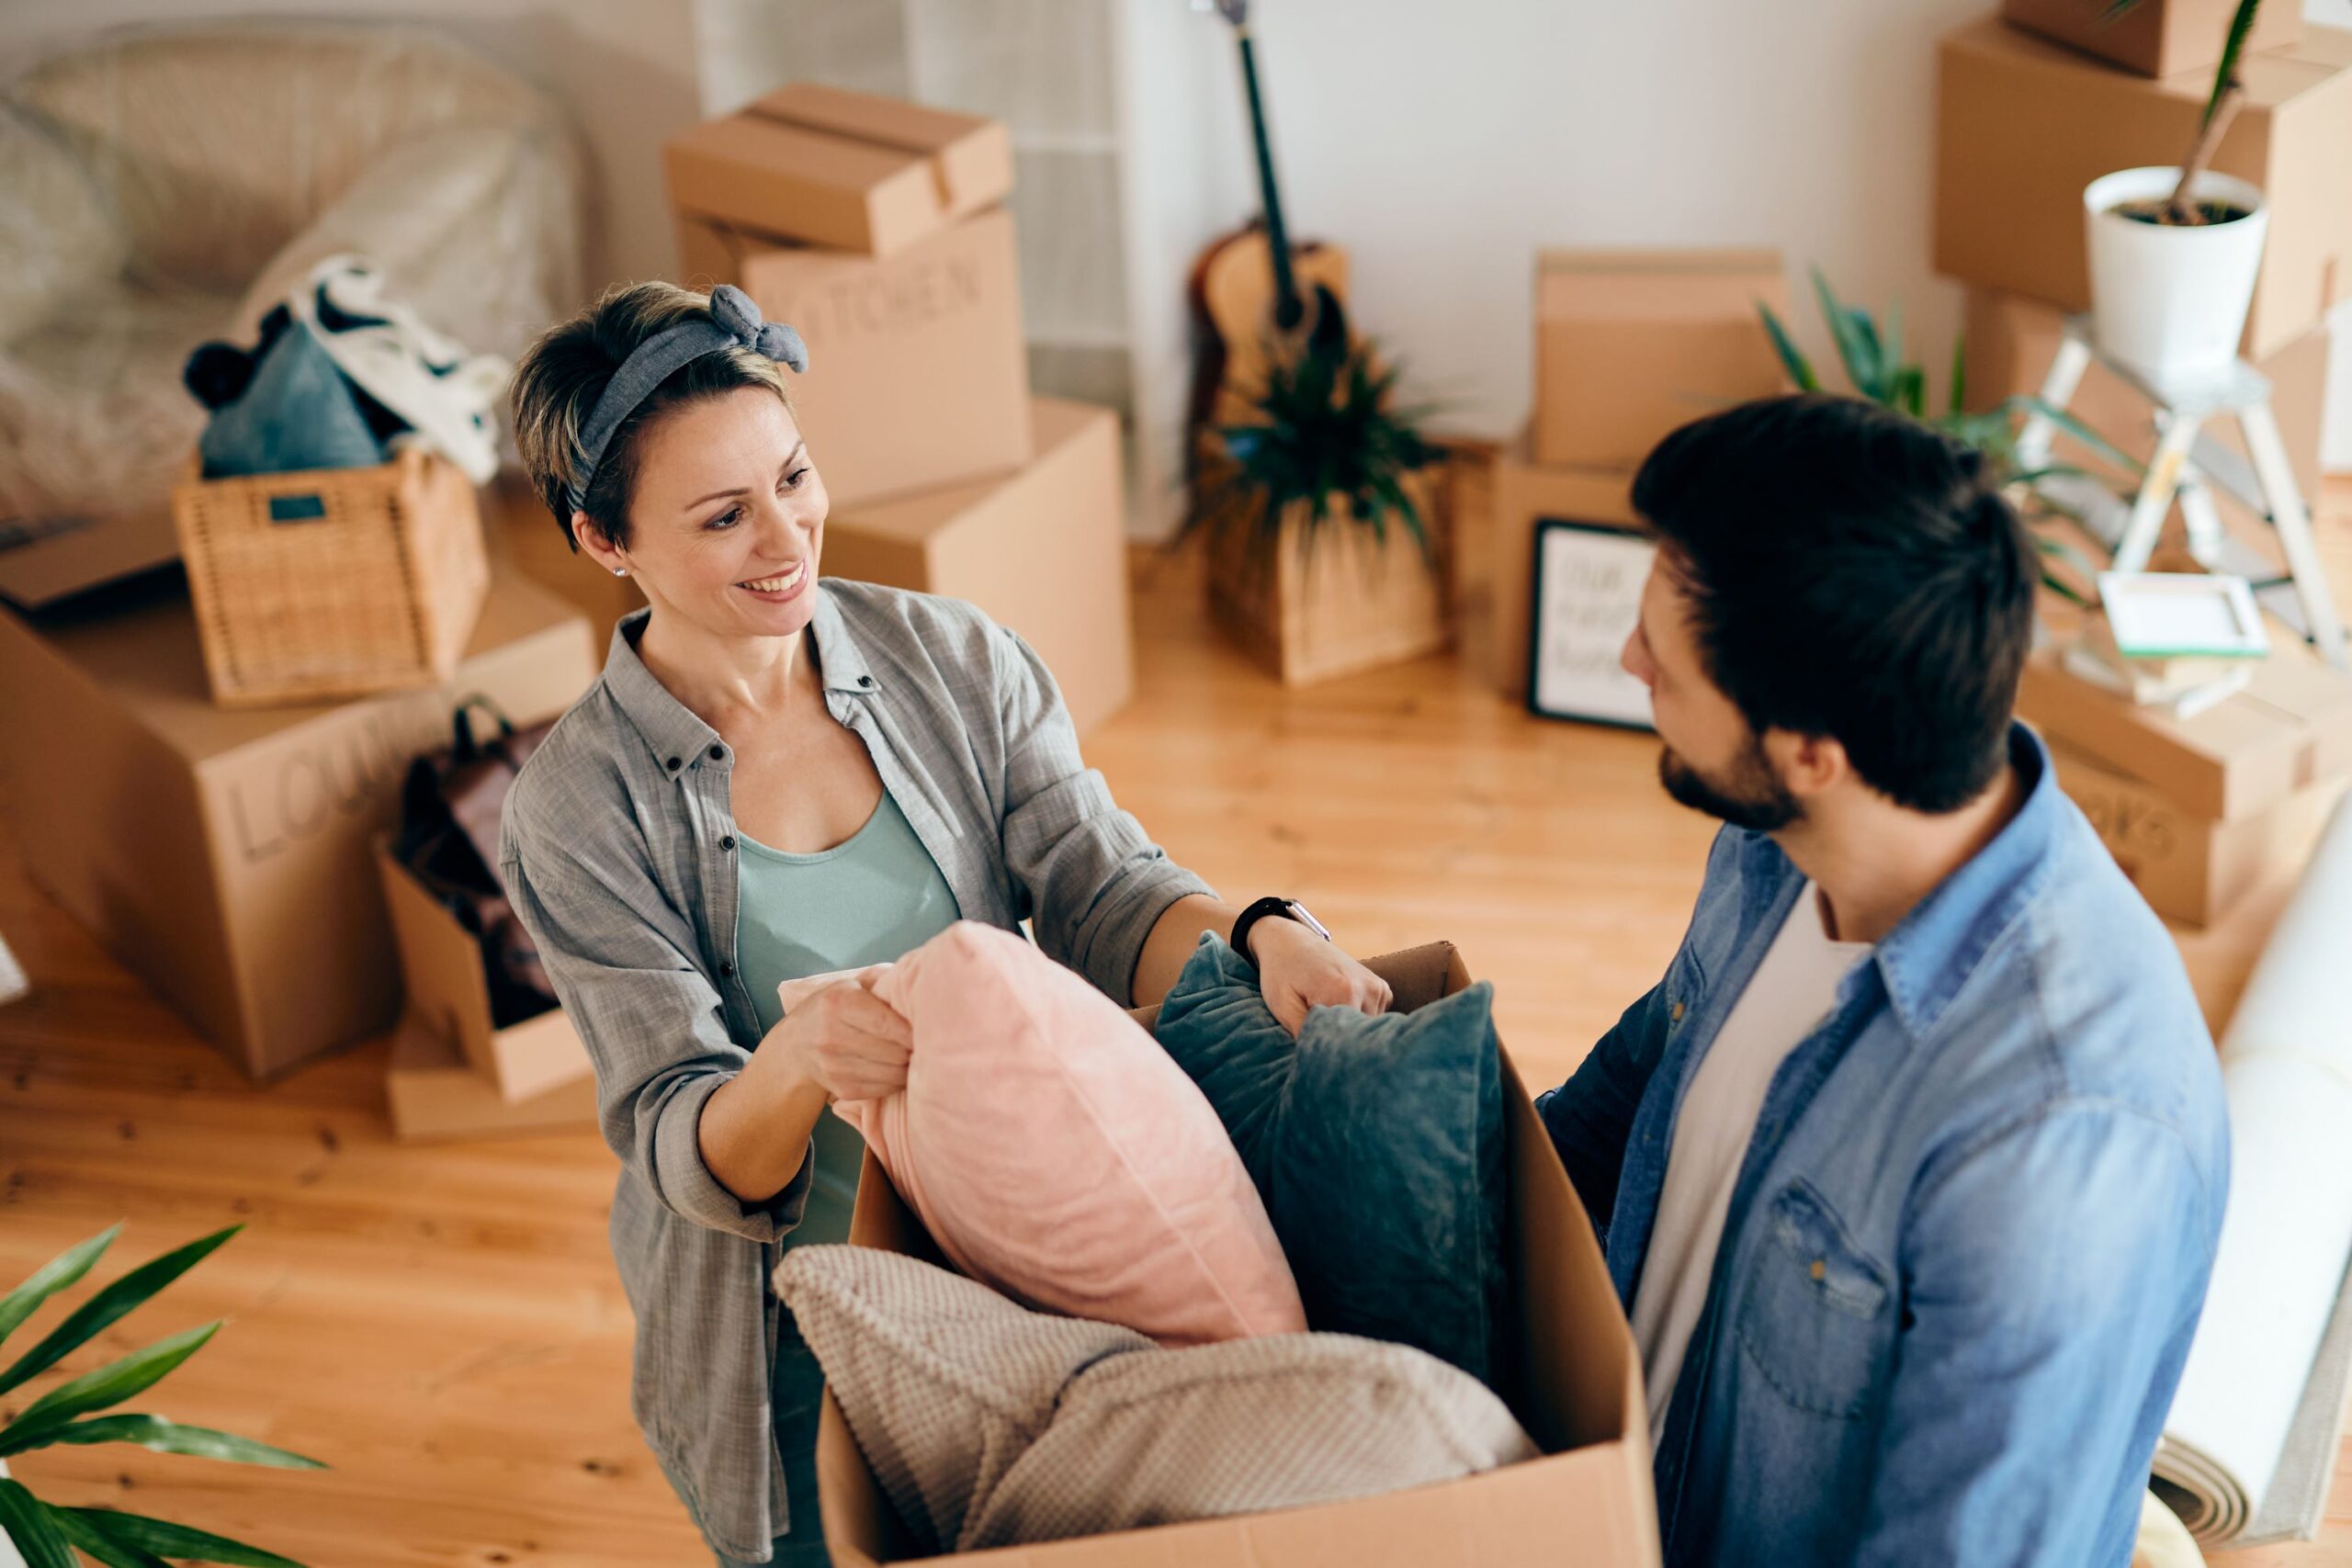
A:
[0,558,602,1118]
[1934,12,2352,483]
[2020,630,2352,925]
[1473,250,1788,698]
[650,85,1133,736]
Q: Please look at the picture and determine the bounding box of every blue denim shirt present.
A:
[1539,725,2228,1568]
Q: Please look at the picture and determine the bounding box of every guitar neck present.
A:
[1234,29,1303,328]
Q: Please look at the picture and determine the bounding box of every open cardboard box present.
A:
[815,942,1662,1567]
[383,1012,598,1144]
[374,837,592,1103]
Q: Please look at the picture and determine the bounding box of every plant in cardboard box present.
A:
[2084,0,2271,381]
[1760,270,2142,606]
[0,1225,323,1568]
[1190,339,1451,686]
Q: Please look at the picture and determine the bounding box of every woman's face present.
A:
[579,387,830,640]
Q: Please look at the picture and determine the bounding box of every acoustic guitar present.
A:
[1184,0,1351,479]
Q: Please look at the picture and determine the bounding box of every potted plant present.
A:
[1759,270,2136,605]
[1191,339,1451,686]
[2082,0,2270,382]
[0,1224,322,1568]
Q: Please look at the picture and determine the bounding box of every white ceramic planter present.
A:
[2083,166,2268,385]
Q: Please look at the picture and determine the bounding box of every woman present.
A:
[498,281,1391,1567]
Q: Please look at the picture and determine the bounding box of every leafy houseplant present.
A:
[0,1225,322,1568]
[1758,271,2139,606]
[1192,339,1453,685]
[2081,0,2271,379]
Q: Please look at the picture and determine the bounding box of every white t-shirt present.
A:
[1630,882,1871,1444]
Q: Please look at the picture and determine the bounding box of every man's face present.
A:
[1622,554,1803,833]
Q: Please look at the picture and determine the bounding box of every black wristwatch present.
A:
[1229,897,1332,967]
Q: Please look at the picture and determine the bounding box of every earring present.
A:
[614,567,628,577]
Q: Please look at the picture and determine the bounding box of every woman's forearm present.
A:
[1130,893,1243,1010]
[695,1043,828,1207]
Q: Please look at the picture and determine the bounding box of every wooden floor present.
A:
[4,491,2350,1564]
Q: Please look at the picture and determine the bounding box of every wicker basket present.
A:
[172,447,490,708]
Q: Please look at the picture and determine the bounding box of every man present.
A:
[1539,395,2228,1567]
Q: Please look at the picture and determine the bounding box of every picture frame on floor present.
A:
[1526,518,1657,731]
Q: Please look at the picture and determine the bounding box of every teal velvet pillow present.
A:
[1151,935,1507,1384]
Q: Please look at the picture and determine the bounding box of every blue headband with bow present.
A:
[567,284,808,514]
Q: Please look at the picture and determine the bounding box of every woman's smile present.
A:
[735,558,810,603]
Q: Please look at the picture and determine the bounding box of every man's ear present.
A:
[1766,729,1849,799]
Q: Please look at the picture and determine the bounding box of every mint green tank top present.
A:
[735,789,960,1251]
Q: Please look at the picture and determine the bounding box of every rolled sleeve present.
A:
[990,626,1214,1003]
[500,831,813,1244]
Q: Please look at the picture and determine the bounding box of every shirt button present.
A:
[708,744,725,761]
[718,961,736,979]
[666,756,682,772]
[720,836,736,852]
[858,675,873,687]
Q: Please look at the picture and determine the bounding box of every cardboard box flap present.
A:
[1538,249,1785,323]
[819,940,1656,1566]
[749,83,1012,209]
[0,507,181,610]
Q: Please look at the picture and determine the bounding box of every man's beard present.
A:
[1657,731,1804,832]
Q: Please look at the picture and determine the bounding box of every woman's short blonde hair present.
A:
[509,280,795,551]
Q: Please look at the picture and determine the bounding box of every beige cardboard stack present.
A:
[660,85,1133,736]
[1473,250,1787,696]
[2020,630,2352,925]
[1931,6,2352,921]
[1935,9,2352,485]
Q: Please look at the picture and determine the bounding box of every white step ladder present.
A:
[2014,313,2347,672]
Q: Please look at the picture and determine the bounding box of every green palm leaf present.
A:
[45,1507,170,1568]
[1757,302,1819,392]
[66,1509,308,1568]
[1948,333,1968,419]
[1813,269,1885,401]
[0,1483,75,1568]
[0,1226,120,1352]
[2208,0,2262,126]
[2006,395,2148,473]
[0,1227,238,1398]
[0,1413,322,1469]
[0,1324,220,1449]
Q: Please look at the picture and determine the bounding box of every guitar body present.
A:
[1185,229,1351,490]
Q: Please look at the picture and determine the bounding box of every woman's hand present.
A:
[1250,918,1392,1035]
[769,967,912,1103]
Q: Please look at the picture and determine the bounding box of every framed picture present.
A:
[1527,518,1656,730]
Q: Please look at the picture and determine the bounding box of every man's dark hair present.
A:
[1633,393,2034,814]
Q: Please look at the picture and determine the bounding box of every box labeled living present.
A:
[0,570,597,1078]
[2017,635,2352,822]
[385,1014,598,1143]
[676,209,1031,508]
[665,84,1013,258]
[2001,0,2302,79]
[1934,17,2352,360]
[822,398,1133,737]
[1533,249,1790,469]
[1487,431,1641,697]
[375,839,591,1103]
[815,942,1662,1568]
[2049,739,2339,926]
[1962,288,2332,501]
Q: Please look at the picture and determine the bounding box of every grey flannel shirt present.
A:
[496,581,1214,1560]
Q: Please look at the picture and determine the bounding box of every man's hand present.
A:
[1250,916,1391,1035]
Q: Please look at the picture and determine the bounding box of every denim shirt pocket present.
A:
[1736,1179,1894,1421]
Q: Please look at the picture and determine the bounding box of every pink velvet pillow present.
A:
[835,922,1305,1347]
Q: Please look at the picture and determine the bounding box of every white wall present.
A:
[0,0,701,299]
[1222,0,2352,454]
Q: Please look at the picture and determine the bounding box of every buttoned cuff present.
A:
[651,1071,816,1243]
